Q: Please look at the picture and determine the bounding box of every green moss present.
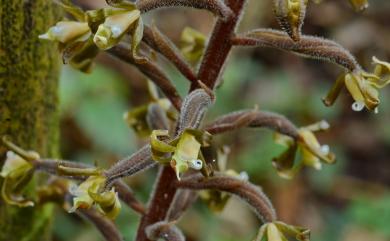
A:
[0,0,61,240]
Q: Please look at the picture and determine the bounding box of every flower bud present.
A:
[39,21,91,43]
[273,0,308,41]
[94,10,141,50]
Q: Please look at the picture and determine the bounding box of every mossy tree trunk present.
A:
[0,0,61,240]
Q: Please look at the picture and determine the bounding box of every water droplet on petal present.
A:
[111,26,122,38]
[239,171,249,181]
[352,101,365,111]
[188,159,202,170]
[52,26,63,35]
[320,145,330,155]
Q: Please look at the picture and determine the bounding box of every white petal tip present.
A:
[319,120,330,130]
[320,145,330,155]
[38,33,50,40]
[239,171,249,181]
[314,163,322,170]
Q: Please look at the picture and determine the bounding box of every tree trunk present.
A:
[0,0,61,240]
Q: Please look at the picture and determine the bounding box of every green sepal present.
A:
[180,27,206,65]
[62,37,100,73]
[150,130,176,164]
[124,105,150,137]
[54,0,86,21]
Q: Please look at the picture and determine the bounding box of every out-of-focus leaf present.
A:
[59,65,135,155]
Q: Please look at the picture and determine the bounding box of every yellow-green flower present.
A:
[40,0,145,72]
[348,0,369,11]
[124,81,175,137]
[0,151,35,207]
[324,57,390,113]
[273,121,335,179]
[150,129,211,180]
[39,1,98,73]
[94,9,141,50]
[255,222,310,241]
[171,131,204,180]
[180,27,206,65]
[69,175,121,219]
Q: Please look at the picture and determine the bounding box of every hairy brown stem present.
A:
[145,221,185,241]
[176,173,277,223]
[143,25,198,84]
[136,2,247,240]
[114,181,147,215]
[232,29,361,71]
[136,0,233,21]
[176,89,213,134]
[77,209,124,241]
[136,166,178,241]
[194,0,247,90]
[205,109,299,138]
[35,159,146,215]
[105,144,155,186]
[166,189,198,221]
[107,44,182,110]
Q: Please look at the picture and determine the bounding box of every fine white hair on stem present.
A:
[177,89,212,134]
[105,145,156,187]
[145,221,186,241]
[136,0,233,21]
[232,28,361,72]
[176,173,277,223]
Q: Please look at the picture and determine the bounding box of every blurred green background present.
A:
[53,0,390,240]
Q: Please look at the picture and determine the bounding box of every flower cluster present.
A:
[273,121,335,179]
[324,57,390,113]
[180,27,206,65]
[39,0,144,72]
[69,175,121,219]
[199,147,249,212]
[124,81,175,137]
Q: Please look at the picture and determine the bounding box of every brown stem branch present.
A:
[143,25,198,84]
[77,209,124,241]
[136,166,178,241]
[136,0,233,21]
[194,0,248,90]
[136,2,247,240]
[204,109,299,138]
[107,44,182,110]
[35,158,147,215]
[145,221,185,241]
[232,29,361,72]
[104,144,155,186]
[175,173,277,223]
[166,189,198,221]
